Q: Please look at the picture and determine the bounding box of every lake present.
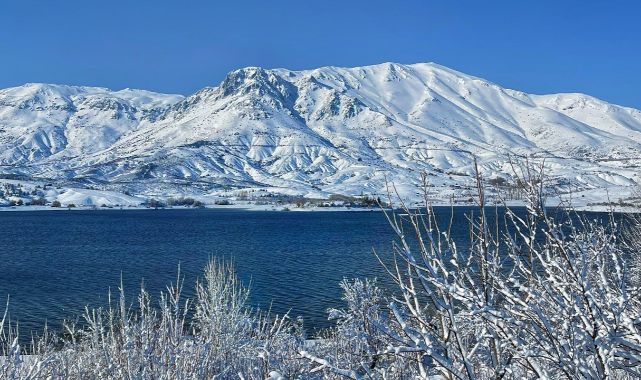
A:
[0,207,603,338]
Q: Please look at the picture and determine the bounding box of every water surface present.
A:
[1,207,599,337]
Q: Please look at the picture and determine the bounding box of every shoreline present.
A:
[0,201,638,214]
[0,203,385,213]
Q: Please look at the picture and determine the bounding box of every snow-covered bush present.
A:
[623,214,641,288]
[1,260,309,379]
[301,279,416,378]
[303,165,641,379]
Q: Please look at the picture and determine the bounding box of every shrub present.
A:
[146,198,165,208]
[302,162,641,379]
[51,200,61,208]
[167,197,199,206]
[29,197,47,206]
[0,260,309,379]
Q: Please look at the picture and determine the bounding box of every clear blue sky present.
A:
[1,0,639,108]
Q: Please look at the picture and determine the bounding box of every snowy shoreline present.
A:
[0,203,384,213]
[1,202,638,213]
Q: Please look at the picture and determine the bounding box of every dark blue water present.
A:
[0,209,400,335]
[0,207,608,338]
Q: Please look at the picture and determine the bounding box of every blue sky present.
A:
[1,0,639,108]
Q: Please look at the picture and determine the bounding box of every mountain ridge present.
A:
[1,62,640,205]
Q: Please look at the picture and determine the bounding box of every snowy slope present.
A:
[0,63,639,202]
[0,84,182,163]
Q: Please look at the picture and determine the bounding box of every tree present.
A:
[51,200,61,208]
[29,197,47,206]
[147,198,164,208]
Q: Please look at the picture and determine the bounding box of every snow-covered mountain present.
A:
[1,63,640,203]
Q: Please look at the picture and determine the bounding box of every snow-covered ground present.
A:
[1,177,637,213]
